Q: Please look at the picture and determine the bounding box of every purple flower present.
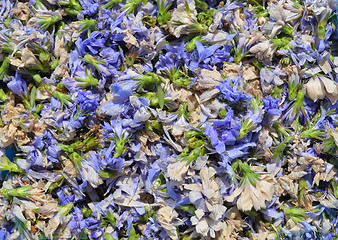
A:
[7,71,27,98]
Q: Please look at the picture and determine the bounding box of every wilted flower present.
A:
[225,172,275,211]
[157,206,179,240]
[185,167,226,237]
[304,75,338,104]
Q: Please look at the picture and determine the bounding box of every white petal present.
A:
[189,191,203,204]
[195,208,205,219]
[196,218,209,237]
[305,77,325,102]
[320,76,337,94]
[224,186,243,202]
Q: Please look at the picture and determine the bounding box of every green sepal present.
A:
[157,84,165,109]
[0,185,33,199]
[0,89,9,102]
[284,207,307,223]
[52,90,72,107]
[0,156,25,174]
[37,16,60,30]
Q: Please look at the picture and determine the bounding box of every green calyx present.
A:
[52,90,72,107]
[0,185,33,199]
[0,156,25,174]
[75,67,99,88]
[59,0,82,15]
[84,54,106,72]
[157,0,172,25]
[238,118,257,139]
[114,133,130,158]
[120,0,146,16]
[37,16,60,30]
[232,160,261,187]
[284,207,307,223]
[134,72,166,109]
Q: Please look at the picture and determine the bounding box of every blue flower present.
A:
[166,42,188,62]
[68,207,87,235]
[261,207,284,220]
[56,189,75,206]
[99,47,122,76]
[220,142,256,164]
[78,0,98,19]
[188,41,221,70]
[101,82,134,117]
[28,148,43,166]
[79,30,109,55]
[155,52,179,72]
[77,90,100,115]
[45,144,61,163]
[210,45,234,67]
[0,227,10,240]
[216,76,252,102]
[263,96,282,115]
[70,111,87,129]
[7,71,27,98]
[205,108,241,154]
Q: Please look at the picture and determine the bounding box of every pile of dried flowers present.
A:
[0,0,337,239]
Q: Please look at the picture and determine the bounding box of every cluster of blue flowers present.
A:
[0,0,337,239]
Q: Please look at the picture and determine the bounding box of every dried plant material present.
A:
[157,206,179,240]
[226,173,275,211]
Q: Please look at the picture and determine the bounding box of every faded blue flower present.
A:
[7,71,27,98]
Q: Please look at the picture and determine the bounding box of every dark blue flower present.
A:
[217,76,252,102]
